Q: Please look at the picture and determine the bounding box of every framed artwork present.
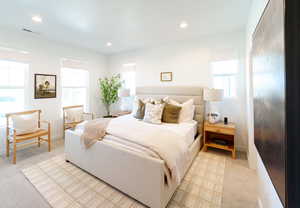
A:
[160,72,172,82]
[34,74,57,99]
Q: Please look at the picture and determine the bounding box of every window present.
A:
[61,68,89,108]
[121,64,136,96]
[211,60,239,97]
[0,60,28,125]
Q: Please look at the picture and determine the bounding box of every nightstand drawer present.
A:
[205,126,235,135]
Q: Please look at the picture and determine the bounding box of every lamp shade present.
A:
[118,88,130,97]
[203,88,224,101]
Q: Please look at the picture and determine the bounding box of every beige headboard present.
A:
[136,86,205,134]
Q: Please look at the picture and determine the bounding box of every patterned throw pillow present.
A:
[143,103,165,124]
[162,103,182,123]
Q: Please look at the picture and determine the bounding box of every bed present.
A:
[65,86,205,208]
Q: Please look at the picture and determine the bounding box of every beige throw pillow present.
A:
[143,103,165,124]
[12,113,39,135]
[132,97,157,119]
[168,99,194,122]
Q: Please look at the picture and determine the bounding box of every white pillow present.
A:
[143,103,165,124]
[12,113,39,135]
[65,108,83,123]
[168,99,194,122]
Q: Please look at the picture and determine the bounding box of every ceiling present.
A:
[0,0,251,55]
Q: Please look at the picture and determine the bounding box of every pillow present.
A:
[143,103,165,124]
[162,103,182,123]
[132,99,146,119]
[168,99,194,122]
[12,113,39,135]
[132,97,158,119]
[65,108,83,123]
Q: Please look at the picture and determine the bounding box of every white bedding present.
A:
[160,120,197,147]
[75,115,197,184]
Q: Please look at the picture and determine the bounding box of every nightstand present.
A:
[203,121,236,159]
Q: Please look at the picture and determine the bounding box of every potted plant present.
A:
[99,74,122,117]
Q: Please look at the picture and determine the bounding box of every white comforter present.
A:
[105,115,191,184]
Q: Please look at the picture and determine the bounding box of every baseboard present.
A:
[258,198,263,208]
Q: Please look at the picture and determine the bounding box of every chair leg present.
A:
[13,140,16,164]
[48,131,51,152]
[6,138,9,157]
[38,137,41,147]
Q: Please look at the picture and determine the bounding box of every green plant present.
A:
[98,74,122,116]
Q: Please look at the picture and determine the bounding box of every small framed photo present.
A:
[160,72,173,82]
[34,74,57,99]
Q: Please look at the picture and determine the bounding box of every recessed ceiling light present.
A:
[106,42,112,47]
[179,21,188,29]
[32,15,42,23]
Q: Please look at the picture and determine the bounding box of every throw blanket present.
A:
[106,116,191,184]
[80,118,112,148]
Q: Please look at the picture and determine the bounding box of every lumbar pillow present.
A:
[12,113,39,135]
[143,103,165,124]
[162,103,182,123]
[168,99,194,122]
[65,108,83,123]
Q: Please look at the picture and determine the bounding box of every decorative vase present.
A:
[208,112,221,124]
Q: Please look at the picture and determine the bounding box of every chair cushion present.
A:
[65,108,83,123]
[11,113,39,136]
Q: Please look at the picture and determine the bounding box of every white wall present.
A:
[245,0,283,207]
[108,30,248,151]
[0,28,107,154]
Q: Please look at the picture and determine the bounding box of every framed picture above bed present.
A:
[34,74,57,99]
[160,72,172,82]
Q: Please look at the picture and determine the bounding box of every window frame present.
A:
[0,59,29,125]
[211,60,239,98]
[121,63,136,96]
[61,67,90,110]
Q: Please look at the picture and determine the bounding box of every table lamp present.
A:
[203,88,224,123]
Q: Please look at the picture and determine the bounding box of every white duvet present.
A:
[105,115,191,184]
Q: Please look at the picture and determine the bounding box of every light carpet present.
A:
[22,151,225,208]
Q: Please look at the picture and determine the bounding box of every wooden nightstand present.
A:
[203,121,236,159]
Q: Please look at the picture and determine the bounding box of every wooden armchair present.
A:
[5,110,51,164]
[63,105,94,138]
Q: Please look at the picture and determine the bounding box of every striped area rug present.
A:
[22,151,225,208]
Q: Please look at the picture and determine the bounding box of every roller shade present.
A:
[61,58,85,69]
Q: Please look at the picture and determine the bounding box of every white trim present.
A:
[258,198,263,208]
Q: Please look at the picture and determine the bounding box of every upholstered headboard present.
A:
[136,86,205,134]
